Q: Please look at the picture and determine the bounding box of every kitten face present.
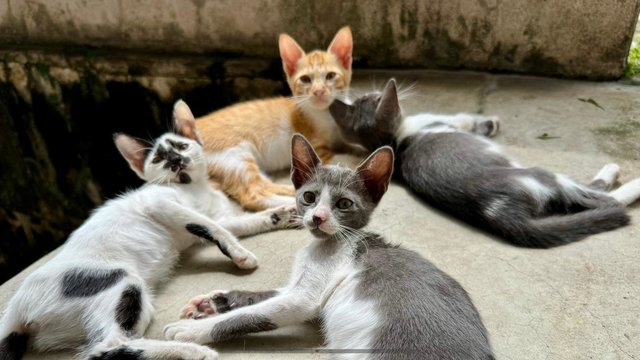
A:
[290,134,393,239]
[115,100,206,185]
[143,133,205,185]
[279,27,353,110]
[330,79,402,150]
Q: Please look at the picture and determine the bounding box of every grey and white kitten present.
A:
[163,134,493,360]
[0,101,298,360]
[329,79,640,248]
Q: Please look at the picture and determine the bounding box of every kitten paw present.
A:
[232,251,258,270]
[181,290,230,319]
[164,318,215,344]
[476,116,500,137]
[270,204,302,229]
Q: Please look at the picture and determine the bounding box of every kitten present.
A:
[163,134,494,360]
[196,27,353,211]
[0,101,298,360]
[329,79,640,248]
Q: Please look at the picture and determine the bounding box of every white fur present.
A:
[610,178,640,206]
[518,176,555,204]
[0,126,297,359]
[397,112,490,142]
[592,163,620,190]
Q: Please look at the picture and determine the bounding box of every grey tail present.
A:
[492,207,630,248]
[0,332,29,360]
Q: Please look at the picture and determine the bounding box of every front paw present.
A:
[164,318,215,344]
[182,290,230,319]
[476,116,500,137]
[270,204,302,229]
[232,251,258,270]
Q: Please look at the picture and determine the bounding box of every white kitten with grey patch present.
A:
[163,134,493,359]
[0,101,297,360]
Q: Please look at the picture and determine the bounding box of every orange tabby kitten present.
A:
[197,27,353,211]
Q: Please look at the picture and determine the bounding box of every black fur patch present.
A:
[62,268,127,297]
[115,285,142,332]
[0,332,29,360]
[186,223,215,242]
[178,172,191,184]
[270,213,280,224]
[89,347,144,360]
[186,224,231,259]
[210,314,277,343]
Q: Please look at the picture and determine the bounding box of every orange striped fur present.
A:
[197,27,353,210]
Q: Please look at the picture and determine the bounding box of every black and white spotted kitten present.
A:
[164,134,494,360]
[328,79,640,248]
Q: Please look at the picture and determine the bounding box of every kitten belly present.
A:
[255,129,293,172]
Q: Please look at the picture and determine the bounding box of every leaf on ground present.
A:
[577,98,604,110]
[536,133,561,140]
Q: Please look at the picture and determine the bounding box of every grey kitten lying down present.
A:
[329,79,640,248]
[164,134,494,359]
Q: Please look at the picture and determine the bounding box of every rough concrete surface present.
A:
[1,70,639,359]
[1,0,639,78]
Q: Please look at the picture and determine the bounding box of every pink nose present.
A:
[312,208,329,225]
[313,89,325,97]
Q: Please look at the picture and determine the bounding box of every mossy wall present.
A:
[0,50,286,282]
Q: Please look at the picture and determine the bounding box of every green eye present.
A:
[303,191,316,203]
[326,72,336,80]
[336,198,353,209]
[299,75,312,84]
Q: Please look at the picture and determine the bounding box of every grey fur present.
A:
[212,290,279,314]
[61,268,127,298]
[209,314,277,343]
[356,234,493,359]
[329,79,630,248]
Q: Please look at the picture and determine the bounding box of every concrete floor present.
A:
[1,70,639,359]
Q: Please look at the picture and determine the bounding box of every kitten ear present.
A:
[329,99,353,126]
[114,133,149,179]
[279,33,305,78]
[290,134,321,189]
[327,26,353,70]
[376,78,400,118]
[173,100,202,145]
[356,146,394,203]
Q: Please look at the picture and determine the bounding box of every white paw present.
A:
[269,204,302,229]
[232,251,258,270]
[181,290,229,319]
[164,318,216,344]
[598,163,621,184]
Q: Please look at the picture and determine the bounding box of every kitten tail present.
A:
[496,207,630,248]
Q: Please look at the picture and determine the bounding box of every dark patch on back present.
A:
[62,268,127,297]
[89,346,144,360]
[210,314,277,343]
[186,223,231,259]
[115,285,142,333]
[0,332,29,360]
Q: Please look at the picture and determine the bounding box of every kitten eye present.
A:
[303,191,316,203]
[151,155,163,164]
[325,72,336,80]
[336,198,353,209]
[299,75,312,84]
[177,143,188,151]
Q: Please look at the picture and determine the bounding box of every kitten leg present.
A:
[164,292,315,344]
[146,199,258,269]
[424,113,500,137]
[589,163,620,191]
[269,183,296,196]
[609,178,640,206]
[88,335,218,360]
[218,204,300,237]
[181,289,279,319]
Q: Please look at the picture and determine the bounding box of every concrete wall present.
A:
[0,0,639,79]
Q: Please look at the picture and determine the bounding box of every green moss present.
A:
[624,46,640,78]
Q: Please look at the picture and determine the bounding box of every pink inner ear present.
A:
[280,35,305,77]
[328,28,353,70]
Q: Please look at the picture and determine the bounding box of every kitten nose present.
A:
[312,215,325,226]
[313,89,325,97]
